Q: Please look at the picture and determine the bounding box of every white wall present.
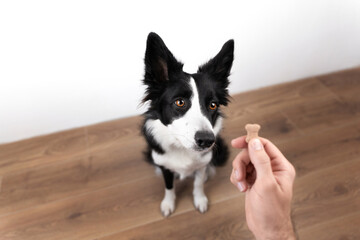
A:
[1,0,360,144]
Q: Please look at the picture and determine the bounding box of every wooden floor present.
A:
[1,68,360,240]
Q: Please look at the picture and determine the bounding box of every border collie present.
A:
[141,32,234,217]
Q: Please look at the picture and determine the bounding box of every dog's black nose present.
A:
[195,131,215,149]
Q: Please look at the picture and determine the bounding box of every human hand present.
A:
[230,136,296,240]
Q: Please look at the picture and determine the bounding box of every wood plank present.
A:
[292,158,360,230]
[0,176,166,240]
[0,128,87,176]
[228,77,337,114]
[100,156,360,240]
[85,115,142,153]
[101,197,253,240]
[0,137,155,216]
[317,67,360,114]
[1,146,357,240]
[0,163,239,240]
[298,211,360,240]
[222,110,302,144]
[0,116,146,215]
[0,115,142,177]
[282,93,358,135]
[278,121,360,178]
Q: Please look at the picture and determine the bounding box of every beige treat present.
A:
[245,124,261,143]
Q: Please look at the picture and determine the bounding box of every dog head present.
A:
[143,32,234,152]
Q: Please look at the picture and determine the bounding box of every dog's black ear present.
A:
[198,40,234,80]
[144,32,183,83]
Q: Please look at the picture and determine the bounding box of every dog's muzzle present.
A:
[194,131,215,150]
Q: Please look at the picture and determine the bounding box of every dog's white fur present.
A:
[144,77,223,216]
[161,188,176,216]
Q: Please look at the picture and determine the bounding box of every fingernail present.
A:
[237,182,245,192]
[252,138,263,151]
[234,169,240,179]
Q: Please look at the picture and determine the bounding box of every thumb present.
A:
[248,138,273,178]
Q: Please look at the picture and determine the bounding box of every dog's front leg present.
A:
[160,166,175,217]
[193,166,208,213]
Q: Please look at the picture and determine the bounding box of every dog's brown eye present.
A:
[209,102,217,110]
[175,99,185,107]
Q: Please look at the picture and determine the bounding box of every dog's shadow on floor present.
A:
[172,173,225,199]
[174,178,193,196]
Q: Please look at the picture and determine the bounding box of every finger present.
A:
[232,149,250,181]
[248,138,274,179]
[259,137,295,178]
[231,150,250,192]
[231,136,247,149]
[230,169,248,192]
[258,137,285,160]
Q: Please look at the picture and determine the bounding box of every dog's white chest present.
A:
[152,149,212,179]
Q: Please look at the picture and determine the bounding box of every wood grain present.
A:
[317,67,360,114]
[85,116,143,152]
[282,93,358,134]
[299,211,360,240]
[0,128,87,175]
[0,167,240,240]
[0,68,359,240]
[0,138,155,215]
[292,158,360,230]
[222,109,302,144]
[278,121,360,178]
[229,77,336,114]
[102,197,253,240]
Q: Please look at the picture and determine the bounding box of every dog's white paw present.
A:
[194,194,208,213]
[160,197,175,217]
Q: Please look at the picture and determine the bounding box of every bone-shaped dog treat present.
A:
[245,124,261,143]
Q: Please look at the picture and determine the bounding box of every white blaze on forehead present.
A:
[213,116,223,136]
[186,77,213,132]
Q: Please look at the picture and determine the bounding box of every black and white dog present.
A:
[141,32,234,217]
